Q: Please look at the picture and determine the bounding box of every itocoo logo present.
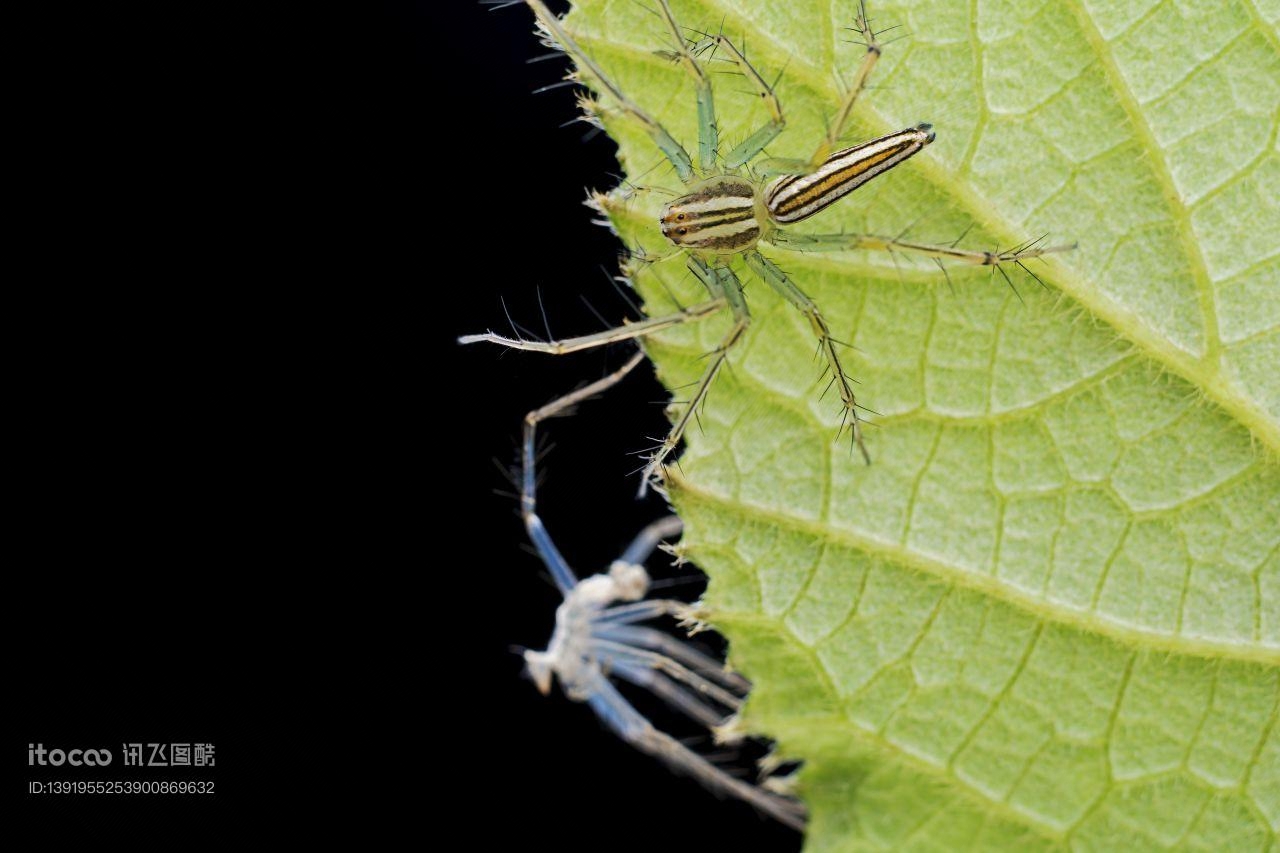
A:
[28,744,113,766]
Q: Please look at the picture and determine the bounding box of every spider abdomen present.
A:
[765,124,935,224]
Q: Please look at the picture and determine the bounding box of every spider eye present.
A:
[677,228,687,235]
[676,213,685,221]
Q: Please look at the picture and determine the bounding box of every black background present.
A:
[10,1,802,847]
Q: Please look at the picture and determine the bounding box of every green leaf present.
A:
[561,0,1280,847]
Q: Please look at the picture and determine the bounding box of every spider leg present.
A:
[642,259,750,487]
[524,0,696,182]
[770,229,1075,295]
[595,599,687,624]
[458,298,724,354]
[585,678,808,831]
[772,230,1075,266]
[618,515,683,566]
[521,350,647,594]
[652,0,717,172]
[813,0,883,166]
[756,0,884,175]
[745,249,870,464]
[712,35,785,169]
[593,639,744,710]
[611,662,730,728]
[595,624,751,694]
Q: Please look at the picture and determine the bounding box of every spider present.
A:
[518,348,807,831]
[462,0,1071,486]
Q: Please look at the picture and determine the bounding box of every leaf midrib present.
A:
[573,1,1280,454]
[676,472,1280,664]
[720,607,1274,841]
[711,613,1073,844]
[1062,0,1222,366]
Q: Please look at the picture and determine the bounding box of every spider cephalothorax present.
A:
[659,176,761,252]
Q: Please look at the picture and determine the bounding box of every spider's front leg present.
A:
[654,1,787,173]
[710,34,786,169]
[651,0,717,173]
[524,0,695,182]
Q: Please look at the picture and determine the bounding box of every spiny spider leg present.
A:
[758,0,882,175]
[652,0,717,172]
[745,249,869,463]
[709,35,786,168]
[772,230,1077,270]
[641,259,750,486]
[518,354,806,832]
[525,0,696,182]
[819,0,883,166]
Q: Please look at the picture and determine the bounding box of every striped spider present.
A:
[518,350,806,831]
[463,0,1070,486]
